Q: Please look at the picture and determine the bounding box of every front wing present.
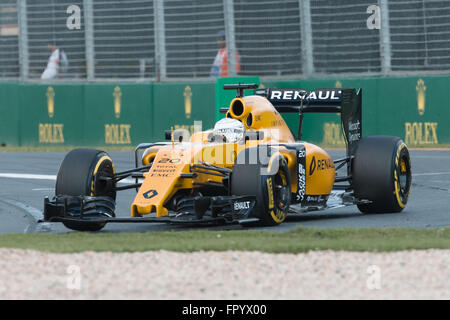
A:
[42,194,260,226]
[41,190,368,227]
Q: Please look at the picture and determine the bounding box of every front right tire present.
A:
[231,147,291,226]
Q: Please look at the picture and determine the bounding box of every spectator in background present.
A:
[210,30,241,78]
[41,43,69,79]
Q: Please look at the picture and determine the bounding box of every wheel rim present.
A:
[92,157,116,199]
[397,154,411,204]
[274,169,290,211]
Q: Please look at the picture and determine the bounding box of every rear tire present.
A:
[353,136,411,213]
[231,147,291,226]
[55,148,116,231]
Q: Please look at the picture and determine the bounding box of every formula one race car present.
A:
[42,84,412,231]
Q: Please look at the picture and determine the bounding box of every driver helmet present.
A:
[212,118,245,143]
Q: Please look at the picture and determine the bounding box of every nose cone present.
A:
[131,147,190,217]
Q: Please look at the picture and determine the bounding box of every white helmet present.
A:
[213,118,245,143]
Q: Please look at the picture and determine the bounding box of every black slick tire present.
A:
[231,147,291,226]
[55,148,116,231]
[352,136,412,213]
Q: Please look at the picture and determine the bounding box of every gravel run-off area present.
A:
[0,249,448,299]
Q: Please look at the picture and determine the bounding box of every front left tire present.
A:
[55,148,116,231]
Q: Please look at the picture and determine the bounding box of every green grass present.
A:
[0,227,449,253]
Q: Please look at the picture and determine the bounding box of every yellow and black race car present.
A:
[42,84,412,231]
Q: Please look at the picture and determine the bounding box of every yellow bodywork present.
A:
[131,95,335,217]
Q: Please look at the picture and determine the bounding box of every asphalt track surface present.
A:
[0,149,449,234]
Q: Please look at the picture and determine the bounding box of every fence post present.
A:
[154,0,167,80]
[83,0,95,80]
[379,0,392,74]
[17,0,29,81]
[223,0,237,76]
[300,0,314,77]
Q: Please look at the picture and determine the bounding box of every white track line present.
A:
[0,173,56,180]
[3,171,449,179]
[0,198,51,233]
[0,173,136,233]
[0,173,135,184]
[0,198,42,221]
[412,172,450,176]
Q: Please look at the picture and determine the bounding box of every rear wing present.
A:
[221,84,362,157]
[254,87,362,157]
